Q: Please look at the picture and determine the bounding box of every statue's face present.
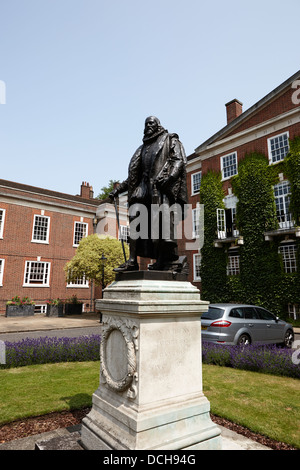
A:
[144,117,159,136]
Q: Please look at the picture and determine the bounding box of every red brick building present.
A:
[186,69,300,309]
[0,180,104,315]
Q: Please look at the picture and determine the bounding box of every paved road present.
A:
[0,326,102,343]
[0,327,299,347]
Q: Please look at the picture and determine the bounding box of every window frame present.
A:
[67,273,89,288]
[227,254,240,276]
[193,253,201,281]
[267,131,289,164]
[217,208,226,239]
[73,221,88,247]
[279,243,297,273]
[273,180,293,229]
[34,304,48,315]
[192,206,200,238]
[221,152,238,180]
[23,260,51,287]
[119,224,130,244]
[31,214,50,244]
[191,171,202,196]
[0,209,6,239]
[0,259,5,286]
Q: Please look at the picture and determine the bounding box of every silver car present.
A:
[201,303,294,348]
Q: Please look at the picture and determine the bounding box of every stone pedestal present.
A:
[81,272,221,450]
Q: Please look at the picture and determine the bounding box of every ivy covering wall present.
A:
[199,137,300,317]
[199,171,227,302]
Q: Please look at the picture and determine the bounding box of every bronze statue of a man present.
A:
[110,116,188,272]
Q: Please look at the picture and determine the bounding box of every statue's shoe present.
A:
[113,261,139,272]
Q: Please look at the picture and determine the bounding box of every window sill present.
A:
[264,226,300,241]
[221,174,238,182]
[22,284,50,288]
[214,236,244,248]
[67,285,89,288]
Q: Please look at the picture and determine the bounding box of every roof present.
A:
[189,69,300,159]
[0,178,102,207]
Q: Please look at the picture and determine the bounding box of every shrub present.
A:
[202,342,300,379]
[1,335,100,368]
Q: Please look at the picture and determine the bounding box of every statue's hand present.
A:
[109,188,118,201]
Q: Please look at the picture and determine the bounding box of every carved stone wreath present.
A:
[100,316,139,397]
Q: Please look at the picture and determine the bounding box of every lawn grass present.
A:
[0,361,100,425]
[0,361,299,448]
[202,364,300,449]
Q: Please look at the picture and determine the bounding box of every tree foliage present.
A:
[64,234,129,286]
[96,180,119,200]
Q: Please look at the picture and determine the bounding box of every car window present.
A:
[201,307,224,320]
[255,307,276,321]
[229,308,243,318]
[242,307,259,319]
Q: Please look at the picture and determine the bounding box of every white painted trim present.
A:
[23,260,51,287]
[0,259,5,286]
[31,214,50,244]
[0,208,6,239]
[191,171,202,195]
[193,253,201,281]
[220,151,238,181]
[267,130,290,164]
[73,221,88,247]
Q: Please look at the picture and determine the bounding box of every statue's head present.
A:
[144,116,161,137]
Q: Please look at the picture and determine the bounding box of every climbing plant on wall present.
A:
[284,136,300,226]
[231,152,282,314]
[199,170,227,302]
[199,141,300,317]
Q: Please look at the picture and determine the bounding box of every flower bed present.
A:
[1,336,299,379]
[1,335,100,368]
[5,296,35,317]
[202,342,300,379]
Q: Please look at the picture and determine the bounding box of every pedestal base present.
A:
[81,272,221,450]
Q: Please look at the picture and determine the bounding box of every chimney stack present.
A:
[225,99,243,124]
[80,181,93,199]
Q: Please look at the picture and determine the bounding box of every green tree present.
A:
[96,180,119,200]
[64,234,129,286]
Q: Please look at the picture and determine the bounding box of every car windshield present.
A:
[202,307,224,320]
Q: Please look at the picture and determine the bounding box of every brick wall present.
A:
[185,75,300,291]
[0,182,100,315]
[226,87,298,137]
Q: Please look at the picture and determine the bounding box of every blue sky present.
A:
[0,0,299,197]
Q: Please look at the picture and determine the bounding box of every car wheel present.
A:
[283,329,294,349]
[237,334,251,346]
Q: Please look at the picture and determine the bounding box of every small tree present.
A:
[96,180,119,200]
[64,234,129,286]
